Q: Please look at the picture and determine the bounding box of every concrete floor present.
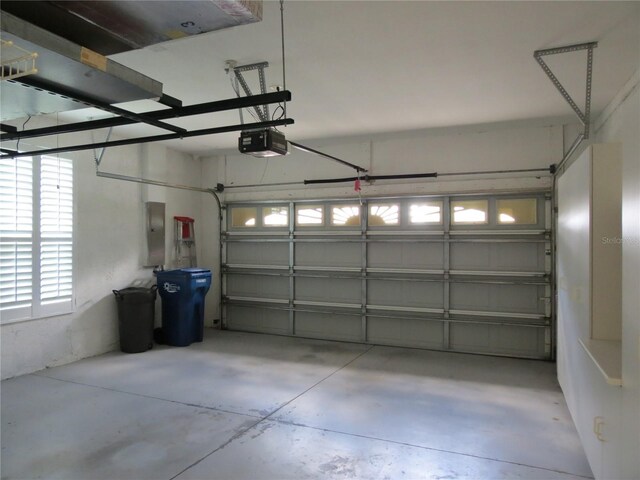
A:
[1,330,592,480]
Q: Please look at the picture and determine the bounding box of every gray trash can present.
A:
[113,285,157,353]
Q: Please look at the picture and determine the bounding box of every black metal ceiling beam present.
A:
[158,93,183,109]
[14,76,187,134]
[0,118,294,159]
[0,124,18,133]
[1,91,292,142]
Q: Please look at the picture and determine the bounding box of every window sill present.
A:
[1,303,75,326]
[579,338,622,386]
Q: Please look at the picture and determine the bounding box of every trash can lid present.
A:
[113,286,157,300]
[156,268,211,280]
[157,268,209,275]
[179,268,210,273]
[115,287,157,295]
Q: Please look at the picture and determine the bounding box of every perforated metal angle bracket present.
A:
[534,42,597,139]
[231,61,270,123]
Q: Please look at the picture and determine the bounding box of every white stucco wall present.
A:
[1,119,204,380]
[593,68,640,479]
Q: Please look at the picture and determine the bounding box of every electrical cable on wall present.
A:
[15,115,31,152]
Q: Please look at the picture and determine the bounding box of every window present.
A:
[368,204,399,226]
[451,199,488,224]
[331,205,360,226]
[497,198,537,225]
[1,155,73,322]
[296,205,324,226]
[262,206,288,227]
[409,201,442,224]
[231,207,257,227]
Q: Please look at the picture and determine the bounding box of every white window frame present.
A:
[1,154,74,324]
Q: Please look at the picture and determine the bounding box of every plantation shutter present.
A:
[40,156,73,305]
[0,157,33,311]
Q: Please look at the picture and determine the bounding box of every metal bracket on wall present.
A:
[534,42,597,172]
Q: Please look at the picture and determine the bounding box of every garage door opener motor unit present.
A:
[239,129,288,157]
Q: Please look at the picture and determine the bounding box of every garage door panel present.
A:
[368,317,443,349]
[296,243,361,268]
[450,243,545,272]
[450,323,546,357]
[227,274,289,299]
[450,283,545,315]
[227,242,288,266]
[295,312,361,342]
[224,194,551,359]
[368,280,443,309]
[226,305,289,335]
[368,242,444,270]
[296,277,360,304]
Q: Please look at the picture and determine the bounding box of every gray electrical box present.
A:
[145,202,165,266]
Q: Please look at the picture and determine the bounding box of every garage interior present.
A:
[1,1,639,479]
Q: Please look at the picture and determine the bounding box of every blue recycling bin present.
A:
[157,268,212,347]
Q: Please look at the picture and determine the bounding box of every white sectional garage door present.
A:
[222,193,552,359]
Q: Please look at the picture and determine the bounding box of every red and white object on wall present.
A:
[174,216,197,267]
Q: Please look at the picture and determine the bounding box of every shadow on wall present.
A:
[69,295,121,359]
[0,295,119,380]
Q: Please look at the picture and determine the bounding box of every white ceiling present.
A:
[61,1,640,155]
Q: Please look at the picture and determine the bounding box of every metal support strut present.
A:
[534,41,597,172]
[232,62,271,123]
